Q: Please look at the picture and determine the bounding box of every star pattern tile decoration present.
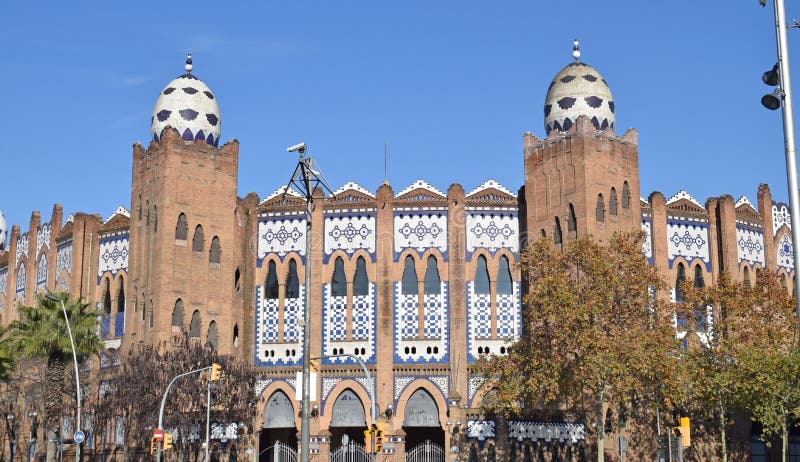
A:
[736,225,766,266]
[97,233,129,283]
[666,221,710,270]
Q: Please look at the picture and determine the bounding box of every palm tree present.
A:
[3,292,102,462]
[0,327,15,382]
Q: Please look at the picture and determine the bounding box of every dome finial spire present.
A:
[185,52,193,74]
[572,39,581,62]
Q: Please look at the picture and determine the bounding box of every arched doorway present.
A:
[259,390,298,462]
[402,388,444,459]
[329,389,367,451]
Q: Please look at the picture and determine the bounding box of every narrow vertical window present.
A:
[568,203,577,236]
[622,181,631,209]
[149,299,154,328]
[353,256,369,296]
[152,205,158,231]
[693,265,705,288]
[609,188,618,216]
[402,255,418,295]
[286,259,299,299]
[172,299,184,327]
[117,277,125,313]
[265,260,279,299]
[209,236,221,264]
[554,217,563,245]
[474,255,490,295]
[497,256,513,295]
[331,257,346,297]
[137,195,142,221]
[743,266,751,288]
[192,225,204,251]
[102,279,111,314]
[675,263,686,303]
[175,213,188,240]
[145,201,150,227]
[190,310,201,338]
[234,267,241,293]
[424,255,441,295]
[596,194,605,222]
[207,320,218,350]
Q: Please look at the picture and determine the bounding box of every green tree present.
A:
[0,326,16,382]
[477,233,680,462]
[2,292,102,462]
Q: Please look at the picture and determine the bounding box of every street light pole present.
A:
[44,294,80,462]
[767,0,800,332]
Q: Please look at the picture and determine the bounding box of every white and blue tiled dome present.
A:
[544,41,615,135]
[151,54,221,147]
[0,209,7,251]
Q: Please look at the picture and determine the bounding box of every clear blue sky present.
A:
[0,1,796,234]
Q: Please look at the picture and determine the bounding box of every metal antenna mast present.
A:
[283,142,335,462]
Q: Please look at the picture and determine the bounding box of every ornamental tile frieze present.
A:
[736,225,765,266]
[393,212,447,260]
[465,211,518,259]
[666,221,710,269]
[257,214,306,265]
[323,213,376,263]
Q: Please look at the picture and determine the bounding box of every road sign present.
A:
[153,429,164,441]
[73,431,85,444]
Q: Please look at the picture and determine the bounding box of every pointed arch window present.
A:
[693,265,705,288]
[331,257,347,297]
[149,299,154,328]
[234,267,241,293]
[207,320,218,350]
[286,259,299,299]
[568,203,577,235]
[265,260,279,299]
[743,266,751,288]
[596,194,605,222]
[175,213,188,240]
[675,262,686,303]
[172,299,184,327]
[190,310,201,338]
[402,255,418,295]
[192,225,204,252]
[497,256,513,295]
[116,277,125,313]
[353,256,369,296]
[474,255,490,295]
[622,181,631,209]
[102,278,111,314]
[554,217,563,245]
[609,188,618,216]
[209,236,221,264]
[424,255,441,295]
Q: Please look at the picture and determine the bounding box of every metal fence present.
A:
[406,441,443,462]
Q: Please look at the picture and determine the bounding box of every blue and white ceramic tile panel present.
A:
[392,375,449,405]
[254,377,297,398]
[466,282,521,363]
[666,219,710,271]
[641,215,653,264]
[322,283,376,365]
[36,223,51,256]
[15,262,25,301]
[507,421,585,444]
[393,211,448,261]
[777,233,794,272]
[465,210,519,261]
[736,222,765,266]
[0,266,7,316]
[254,285,304,367]
[35,254,47,294]
[773,202,791,236]
[257,211,307,266]
[56,241,72,291]
[321,375,375,405]
[16,233,28,268]
[393,281,449,363]
[97,232,129,284]
[323,211,376,264]
[468,375,485,406]
[467,420,496,444]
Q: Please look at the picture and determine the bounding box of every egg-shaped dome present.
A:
[544,45,614,135]
[0,209,7,251]
[151,54,221,147]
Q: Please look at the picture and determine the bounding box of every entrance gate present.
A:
[330,442,369,462]
[261,441,298,462]
[406,441,444,462]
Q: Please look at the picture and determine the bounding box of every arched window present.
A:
[190,310,201,338]
[402,255,417,295]
[497,255,513,295]
[622,181,631,209]
[172,299,184,327]
[233,323,240,348]
[554,216,563,245]
[286,259,299,299]
[474,255,490,295]
[149,299,154,328]
[116,277,125,313]
[234,267,241,293]
[540,229,546,238]
[137,195,142,221]
[596,194,605,222]
[694,265,705,288]
[102,278,111,314]
[145,200,150,227]
[331,257,346,297]
[568,203,577,235]
[782,274,788,291]
[209,236,221,264]
[141,294,146,321]
[265,260,279,299]
[152,205,158,232]
[743,266,751,288]
[192,225,204,252]
[207,320,218,350]
[424,255,441,295]
[675,263,686,303]
[609,188,618,216]
[175,213,188,240]
[353,256,369,296]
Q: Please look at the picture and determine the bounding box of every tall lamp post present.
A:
[27,412,37,462]
[283,142,335,462]
[44,294,81,462]
[5,413,15,462]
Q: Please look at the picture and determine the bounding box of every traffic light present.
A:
[374,422,385,454]
[150,437,158,454]
[163,433,173,450]
[677,417,690,447]
[210,363,222,381]
[362,429,373,453]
